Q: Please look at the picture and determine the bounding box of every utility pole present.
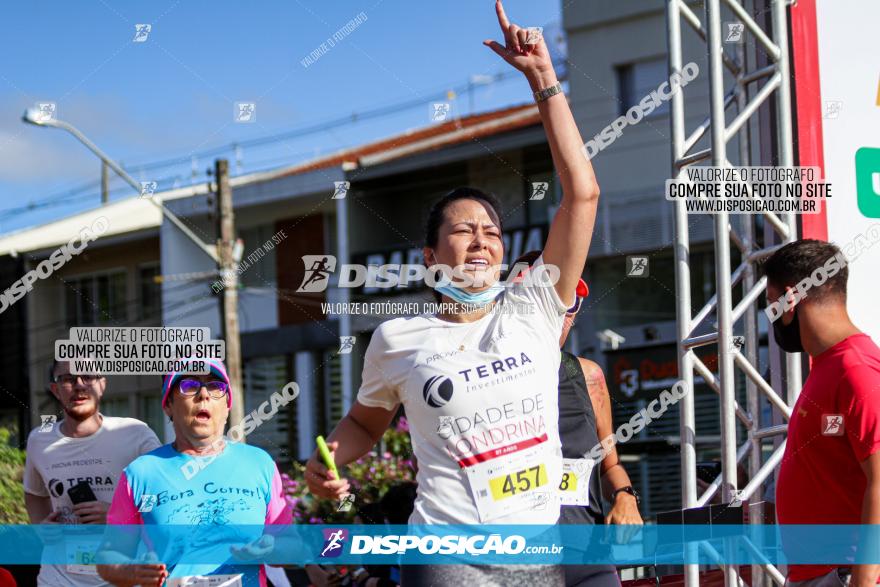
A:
[215,159,244,434]
[101,163,109,204]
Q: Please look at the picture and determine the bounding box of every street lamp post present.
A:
[22,109,246,433]
[22,108,218,262]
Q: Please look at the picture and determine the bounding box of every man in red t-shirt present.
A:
[764,239,880,587]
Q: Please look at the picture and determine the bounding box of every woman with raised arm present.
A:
[305,1,600,584]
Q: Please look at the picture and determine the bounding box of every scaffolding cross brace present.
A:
[666,0,802,585]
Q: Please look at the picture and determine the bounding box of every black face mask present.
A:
[773,306,804,353]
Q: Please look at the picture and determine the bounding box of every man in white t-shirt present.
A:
[23,360,161,587]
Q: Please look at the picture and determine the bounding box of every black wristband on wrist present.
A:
[611,485,640,505]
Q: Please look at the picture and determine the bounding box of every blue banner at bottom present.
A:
[0,524,877,567]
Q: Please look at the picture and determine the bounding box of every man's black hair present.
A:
[763,239,848,302]
[48,359,61,385]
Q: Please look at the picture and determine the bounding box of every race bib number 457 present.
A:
[464,444,557,522]
[489,464,548,500]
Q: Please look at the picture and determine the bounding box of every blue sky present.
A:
[0,0,565,234]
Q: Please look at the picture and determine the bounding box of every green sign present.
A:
[856,147,880,218]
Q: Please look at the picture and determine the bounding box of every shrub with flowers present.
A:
[282,416,414,524]
[0,427,27,524]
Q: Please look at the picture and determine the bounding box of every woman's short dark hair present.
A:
[424,187,504,302]
[424,187,504,248]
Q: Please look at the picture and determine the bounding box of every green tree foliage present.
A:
[0,427,28,524]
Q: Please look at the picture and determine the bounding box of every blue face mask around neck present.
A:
[434,282,505,306]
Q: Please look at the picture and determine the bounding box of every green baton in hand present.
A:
[316,435,339,480]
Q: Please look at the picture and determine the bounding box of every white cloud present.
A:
[0,128,96,183]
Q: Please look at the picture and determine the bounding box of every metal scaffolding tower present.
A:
[666,0,802,586]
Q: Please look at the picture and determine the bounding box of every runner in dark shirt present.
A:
[512,251,643,587]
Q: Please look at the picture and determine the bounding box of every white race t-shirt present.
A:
[24,415,161,587]
[357,255,569,524]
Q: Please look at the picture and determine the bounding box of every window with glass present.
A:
[65,271,127,327]
[524,172,556,227]
[139,393,165,439]
[138,264,161,321]
[239,225,278,288]
[98,396,129,419]
[616,57,670,117]
[586,248,715,332]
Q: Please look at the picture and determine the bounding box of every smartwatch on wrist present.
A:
[611,485,640,505]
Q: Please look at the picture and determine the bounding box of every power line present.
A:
[1,55,718,231]
[17,291,220,373]
[0,62,565,221]
[0,277,213,339]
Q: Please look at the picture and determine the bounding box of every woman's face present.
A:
[423,198,504,291]
[163,374,229,445]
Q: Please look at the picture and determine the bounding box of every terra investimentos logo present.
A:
[423,375,454,408]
